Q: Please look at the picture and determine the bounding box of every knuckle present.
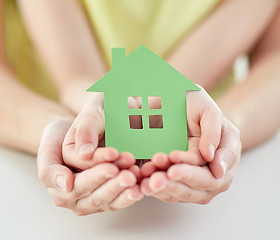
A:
[75,188,92,199]
[233,125,241,139]
[227,147,240,165]
[162,196,176,203]
[74,210,87,216]
[106,206,118,212]
[113,199,128,209]
[207,180,221,191]
[91,197,108,208]
[38,167,49,186]
[52,198,68,208]
[179,191,193,201]
[198,198,212,205]
[89,108,105,129]
[221,183,231,193]
[102,165,118,179]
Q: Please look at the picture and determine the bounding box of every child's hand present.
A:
[140,88,241,204]
[62,93,142,171]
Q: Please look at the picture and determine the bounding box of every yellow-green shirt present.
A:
[4,0,222,100]
[83,0,221,65]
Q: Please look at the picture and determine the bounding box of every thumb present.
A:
[199,104,222,162]
[209,119,241,179]
[187,88,222,162]
[74,94,105,160]
[37,120,75,192]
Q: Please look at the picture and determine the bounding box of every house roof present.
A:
[87,45,200,94]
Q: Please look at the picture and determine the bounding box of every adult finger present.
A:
[76,170,136,209]
[187,89,222,162]
[167,164,223,191]
[209,118,241,179]
[73,163,119,198]
[37,120,75,192]
[109,185,143,210]
[161,178,209,204]
[199,100,222,162]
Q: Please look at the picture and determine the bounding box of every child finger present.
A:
[128,165,142,182]
[62,145,119,171]
[74,107,105,160]
[113,152,136,169]
[169,137,205,165]
[141,161,157,177]
[144,172,175,201]
[151,153,171,170]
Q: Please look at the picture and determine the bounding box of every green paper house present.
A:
[87,45,200,159]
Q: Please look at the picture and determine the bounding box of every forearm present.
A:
[17,0,106,113]
[0,65,74,154]
[216,52,280,150]
[217,7,280,150]
[167,0,277,91]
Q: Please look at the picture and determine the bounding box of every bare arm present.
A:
[167,0,278,91]
[217,8,280,150]
[0,0,74,154]
[0,66,74,154]
[17,0,106,113]
[167,0,279,150]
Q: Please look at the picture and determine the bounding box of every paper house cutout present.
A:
[87,45,200,159]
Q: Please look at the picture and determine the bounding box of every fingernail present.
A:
[105,173,115,178]
[220,161,227,175]
[153,183,166,192]
[56,175,66,191]
[78,143,94,158]
[173,176,182,181]
[120,181,130,187]
[128,194,138,201]
[209,144,216,161]
[104,148,118,161]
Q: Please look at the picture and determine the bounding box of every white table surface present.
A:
[0,134,279,240]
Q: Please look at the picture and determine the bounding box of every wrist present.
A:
[59,77,98,114]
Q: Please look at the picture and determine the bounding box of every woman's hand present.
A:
[140,88,241,204]
[37,118,143,216]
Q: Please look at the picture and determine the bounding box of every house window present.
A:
[128,96,163,129]
[148,96,163,129]
[148,96,162,109]
[128,96,142,109]
[129,115,143,129]
[149,115,163,129]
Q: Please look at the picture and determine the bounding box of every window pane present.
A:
[128,96,142,109]
[149,115,163,129]
[148,96,162,109]
[129,115,143,129]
